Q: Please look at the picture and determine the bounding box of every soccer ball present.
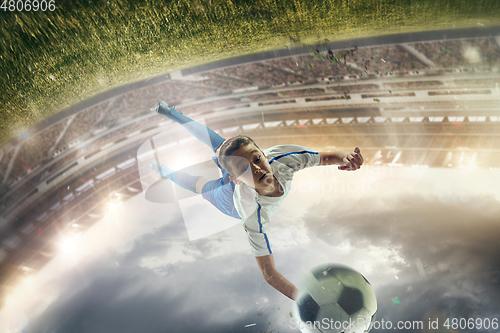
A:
[293,264,377,333]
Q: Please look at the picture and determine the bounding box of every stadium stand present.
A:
[346,45,429,74]
[2,36,499,216]
[46,150,83,175]
[176,98,242,113]
[3,173,44,209]
[387,81,444,90]
[411,38,500,70]
[327,84,379,92]
[453,78,500,88]
[56,103,111,150]
[8,122,65,185]
[0,149,14,183]
[281,87,327,97]
[152,80,225,102]
[192,72,254,91]
[266,53,358,81]
[463,38,500,68]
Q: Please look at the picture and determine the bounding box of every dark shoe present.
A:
[156,100,176,117]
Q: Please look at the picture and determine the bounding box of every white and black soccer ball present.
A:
[293,264,377,333]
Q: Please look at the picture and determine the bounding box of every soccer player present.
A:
[151,100,363,300]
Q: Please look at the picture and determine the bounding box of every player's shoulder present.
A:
[264,144,318,161]
[264,144,312,156]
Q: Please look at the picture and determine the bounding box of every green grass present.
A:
[1,0,499,145]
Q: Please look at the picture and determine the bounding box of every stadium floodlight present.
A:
[144,138,176,203]
[20,275,34,287]
[107,197,123,214]
[60,238,75,253]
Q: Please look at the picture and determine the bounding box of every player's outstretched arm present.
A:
[255,254,299,301]
[319,147,363,170]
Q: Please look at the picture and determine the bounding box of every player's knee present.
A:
[195,177,208,194]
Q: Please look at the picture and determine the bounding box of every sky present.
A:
[1,162,499,333]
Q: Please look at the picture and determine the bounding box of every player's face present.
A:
[228,143,274,190]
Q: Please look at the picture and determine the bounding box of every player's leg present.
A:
[195,177,209,194]
[156,100,226,154]
[200,168,240,219]
[150,161,201,194]
[150,161,239,219]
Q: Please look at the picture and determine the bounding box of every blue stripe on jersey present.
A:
[255,199,272,255]
[256,199,263,233]
[263,234,272,254]
[268,150,319,164]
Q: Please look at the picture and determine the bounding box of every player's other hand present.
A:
[338,147,363,171]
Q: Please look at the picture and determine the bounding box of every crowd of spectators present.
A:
[56,103,110,150]
[92,92,163,133]
[8,122,65,184]
[327,84,379,93]
[194,72,254,91]
[362,92,415,98]
[242,88,327,102]
[411,38,500,70]
[54,81,221,152]
[463,38,500,68]
[428,89,490,96]
[259,99,296,106]
[63,115,160,166]
[281,87,326,97]
[177,98,241,114]
[214,62,293,87]
[268,54,359,82]
[266,56,314,81]
[150,79,227,103]
[91,97,123,132]
[306,95,346,102]
[453,78,499,88]
[412,40,465,69]
[0,149,14,182]
[144,80,222,104]
[85,125,139,155]
[353,45,429,74]
[387,81,444,90]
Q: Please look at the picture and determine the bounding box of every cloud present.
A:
[5,166,499,333]
[18,201,298,333]
[25,239,298,333]
[296,167,500,327]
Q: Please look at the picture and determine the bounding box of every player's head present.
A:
[218,135,275,189]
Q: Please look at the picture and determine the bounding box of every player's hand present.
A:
[338,147,363,171]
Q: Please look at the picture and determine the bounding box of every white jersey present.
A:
[233,145,320,257]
